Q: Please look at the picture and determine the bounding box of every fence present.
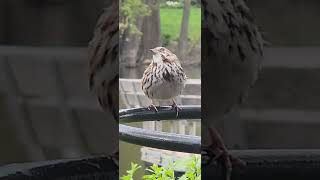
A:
[0,45,117,162]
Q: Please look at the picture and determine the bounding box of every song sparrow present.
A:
[88,2,119,164]
[202,0,263,179]
[141,47,187,116]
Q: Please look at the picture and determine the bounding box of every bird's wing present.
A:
[88,3,119,121]
[202,0,263,122]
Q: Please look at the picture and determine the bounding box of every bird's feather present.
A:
[202,0,263,123]
[88,2,119,121]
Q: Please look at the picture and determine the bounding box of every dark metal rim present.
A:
[203,149,320,179]
[119,105,201,123]
[0,155,118,179]
[119,105,201,154]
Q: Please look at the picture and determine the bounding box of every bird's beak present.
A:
[150,48,156,53]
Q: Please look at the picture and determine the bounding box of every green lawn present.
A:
[160,7,201,43]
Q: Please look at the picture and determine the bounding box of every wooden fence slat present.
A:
[119,80,132,108]
[3,46,320,68]
[119,78,201,108]
[241,109,320,124]
[49,60,88,157]
[0,57,46,161]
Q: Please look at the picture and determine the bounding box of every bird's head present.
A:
[150,47,171,55]
[150,47,178,64]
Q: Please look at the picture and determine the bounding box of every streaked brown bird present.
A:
[88,2,119,163]
[202,0,263,179]
[141,47,187,116]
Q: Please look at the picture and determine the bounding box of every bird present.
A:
[88,2,119,164]
[202,0,263,179]
[141,47,187,116]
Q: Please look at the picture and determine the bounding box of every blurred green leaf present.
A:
[122,155,200,180]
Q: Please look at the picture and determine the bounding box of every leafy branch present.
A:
[121,163,142,180]
[121,155,201,180]
[120,0,151,36]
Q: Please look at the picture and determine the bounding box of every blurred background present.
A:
[1,0,320,178]
[0,0,118,165]
[119,0,201,178]
[235,1,320,150]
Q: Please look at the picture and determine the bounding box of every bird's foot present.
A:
[171,103,181,117]
[202,146,246,180]
[202,127,246,180]
[147,104,158,112]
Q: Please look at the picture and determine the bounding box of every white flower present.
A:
[166,1,181,7]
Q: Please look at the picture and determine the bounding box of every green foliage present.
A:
[162,34,172,47]
[143,163,175,180]
[160,7,201,43]
[121,163,142,180]
[121,155,201,180]
[120,0,151,36]
[176,156,201,180]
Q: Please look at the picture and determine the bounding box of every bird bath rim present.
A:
[119,105,201,154]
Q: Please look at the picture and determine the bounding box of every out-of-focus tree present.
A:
[120,0,150,36]
[177,0,191,59]
[139,0,161,63]
[120,0,151,67]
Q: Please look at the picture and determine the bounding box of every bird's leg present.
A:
[147,99,158,112]
[202,127,246,180]
[110,148,119,167]
[171,99,181,117]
